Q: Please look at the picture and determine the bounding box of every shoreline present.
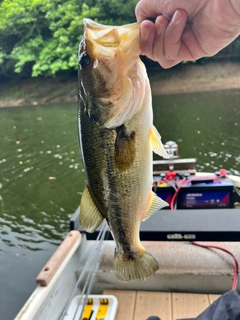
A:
[149,61,240,96]
[0,61,240,108]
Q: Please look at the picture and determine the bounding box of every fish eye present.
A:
[79,53,91,69]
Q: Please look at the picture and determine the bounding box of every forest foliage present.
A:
[0,0,239,78]
[0,0,136,77]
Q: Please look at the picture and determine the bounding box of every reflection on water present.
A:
[0,90,240,319]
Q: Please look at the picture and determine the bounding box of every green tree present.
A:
[0,0,138,78]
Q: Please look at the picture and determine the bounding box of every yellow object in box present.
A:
[81,298,93,320]
[65,295,118,320]
[157,182,167,187]
[96,298,109,320]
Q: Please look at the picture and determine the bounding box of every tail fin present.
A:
[114,249,159,282]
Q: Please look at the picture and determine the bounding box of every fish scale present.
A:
[78,18,169,282]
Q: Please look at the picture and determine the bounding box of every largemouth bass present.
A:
[78,18,169,282]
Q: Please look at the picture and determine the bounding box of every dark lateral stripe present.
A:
[103,130,131,254]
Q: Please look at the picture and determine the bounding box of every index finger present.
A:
[135,0,199,22]
[135,0,159,21]
[135,0,175,21]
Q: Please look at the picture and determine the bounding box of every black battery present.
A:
[153,179,175,207]
[176,177,234,209]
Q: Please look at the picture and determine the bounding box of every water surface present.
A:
[0,90,240,319]
[152,90,240,175]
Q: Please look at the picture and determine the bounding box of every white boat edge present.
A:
[15,231,82,320]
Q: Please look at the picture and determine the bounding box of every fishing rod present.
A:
[73,221,109,320]
[58,220,109,320]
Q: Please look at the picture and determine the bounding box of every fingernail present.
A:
[172,10,181,23]
[156,16,168,36]
[141,26,151,42]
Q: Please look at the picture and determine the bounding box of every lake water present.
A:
[1,89,240,319]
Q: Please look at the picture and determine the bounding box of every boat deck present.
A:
[103,290,220,320]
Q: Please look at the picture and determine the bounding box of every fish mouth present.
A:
[78,19,143,126]
[82,18,140,61]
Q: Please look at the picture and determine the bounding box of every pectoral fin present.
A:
[150,126,169,158]
[115,125,135,171]
[142,191,169,221]
[80,186,104,232]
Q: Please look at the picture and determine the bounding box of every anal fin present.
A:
[142,191,169,221]
[80,186,104,233]
[150,126,169,159]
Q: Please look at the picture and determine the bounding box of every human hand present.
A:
[135,0,240,68]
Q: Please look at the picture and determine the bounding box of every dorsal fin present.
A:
[150,126,169,158]
[142,192,169,221]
